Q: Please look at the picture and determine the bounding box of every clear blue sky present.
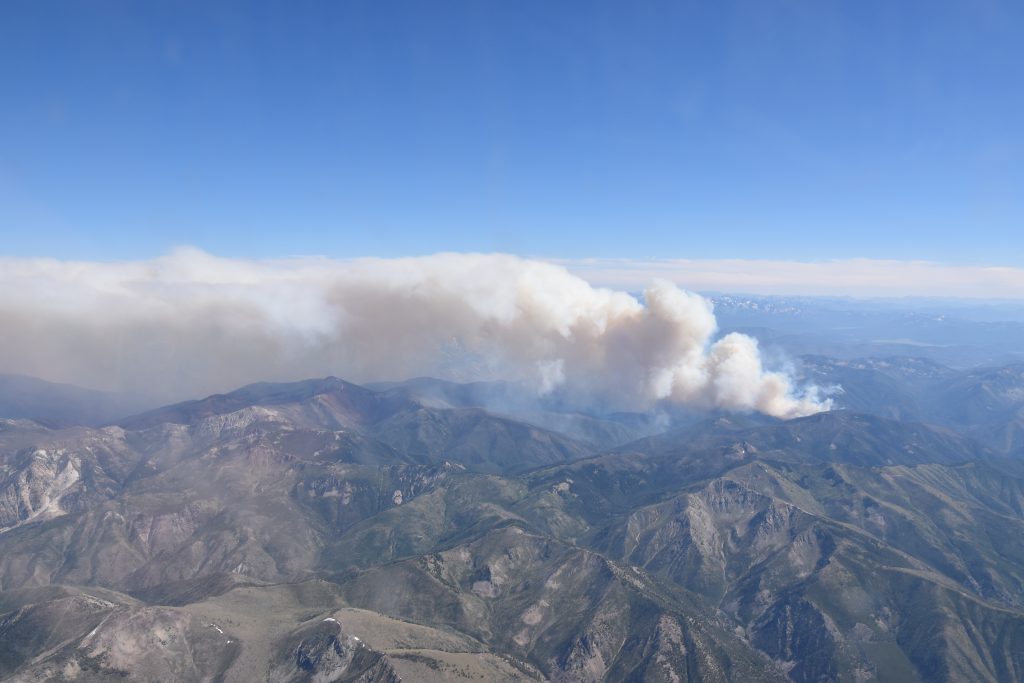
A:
[1,1,1021,264]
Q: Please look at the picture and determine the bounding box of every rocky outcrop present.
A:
[269,617,400,683]
[0,449,81,531]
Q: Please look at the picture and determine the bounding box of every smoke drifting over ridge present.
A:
[0,249,830,418]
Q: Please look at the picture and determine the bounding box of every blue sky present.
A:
[1,1,1021,265]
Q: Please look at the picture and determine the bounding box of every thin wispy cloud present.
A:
[562,258,1024,299]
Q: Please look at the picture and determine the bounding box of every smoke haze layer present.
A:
[0,249,830,418]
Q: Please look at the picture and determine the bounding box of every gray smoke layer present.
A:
[0,249,830,418]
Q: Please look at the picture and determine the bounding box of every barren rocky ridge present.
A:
[2,361,1024,681]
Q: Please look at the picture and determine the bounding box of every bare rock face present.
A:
[750,599,840,683]
[73,607,238,681]
[1,593,238,682]
[0,449,81,531]
[268,617,400,683]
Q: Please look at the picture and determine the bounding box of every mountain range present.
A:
[2,358,1024,681]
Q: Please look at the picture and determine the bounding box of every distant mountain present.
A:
[925,364,1024,455]
[712,295,1024,367]
[804,356,1024,456]
[117,375,591,474]
[116,376,402,430]
[2,373,1024,680]
[0,373,151,427]
[371,376,663,449]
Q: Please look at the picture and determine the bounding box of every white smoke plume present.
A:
[0,249,830,418]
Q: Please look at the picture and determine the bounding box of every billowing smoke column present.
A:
[0,249,830,418]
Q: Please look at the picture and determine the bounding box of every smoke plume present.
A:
[0,249,830,418]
